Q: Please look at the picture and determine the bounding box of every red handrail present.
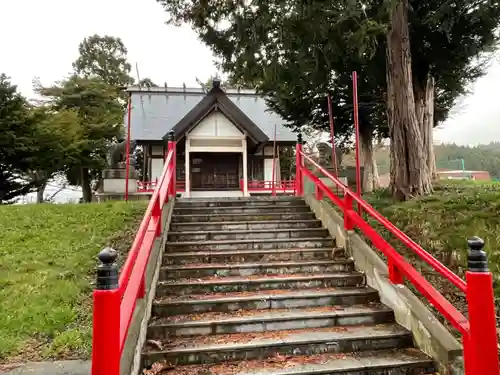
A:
[301,153,467,293]
[297,149,499,375]
[92,138,176,375]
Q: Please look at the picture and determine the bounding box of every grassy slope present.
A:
[0,201,146,362]
[363,181,500,331]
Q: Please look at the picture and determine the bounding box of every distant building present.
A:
[377,169,492,188]
[126,79,297,197]
[436,169,491,181]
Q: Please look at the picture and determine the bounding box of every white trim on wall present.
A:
[264,158,275,182]
[151,158,164,182]
[189,111,245,139]
[183,111,250,198]
[188,146,244,153]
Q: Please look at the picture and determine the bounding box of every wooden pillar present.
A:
[147,144,152,182]
[142,144,148,181]
[242,138,249,196]
[185,138,190,197]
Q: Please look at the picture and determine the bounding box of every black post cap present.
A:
[96,247,119,290]
[468,236,488,272]
[167,130,175,141]
[297,133,303,145]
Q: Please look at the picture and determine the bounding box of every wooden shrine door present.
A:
[190,153,240,190]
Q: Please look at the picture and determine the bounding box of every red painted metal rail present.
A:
[137,179,185,193]
[240,179,296,194]
[92,133,498,375]
[92,139,176,375]
[296,148,499,375]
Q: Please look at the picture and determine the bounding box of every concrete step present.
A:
[162,247,346,265]
[173,205,311,215]
[147,304,394,339]
[152,287,380,316]
[176,196,305,208]
[142,323,414,366]
[171,211,316,223]
[143,349,436,375]
[165,237,335,252]
[160,259,354,279]
[170,219,323,232]
[170,219,321,232]
[155,273,364,296]
[168,228,330,242]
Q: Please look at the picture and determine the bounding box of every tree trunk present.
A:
[414,76,437,180]
[360,129,380,193]
[386,0,432,200]
[30,170,48,203]
[81,168,93,203]
[36,182,46,203]
[423,76,436,179]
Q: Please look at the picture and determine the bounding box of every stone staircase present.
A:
[142,196,436,374]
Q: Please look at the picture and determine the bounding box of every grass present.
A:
[358,180,500,334]
[365,181,500,279]
[0,201,147,362]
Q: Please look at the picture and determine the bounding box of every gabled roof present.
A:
[165,86,269,144]
[125,84,297,143]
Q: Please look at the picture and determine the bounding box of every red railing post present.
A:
[92,248,120,375]
[152,198,161,238]
[167,130,176,198]
[465,237,499,375]
[352,71,362,216]
[462,335,475,375]
[388,259,404,284]
[125,93,132,202]
[343,193,354,231]
[315,185,323,200]
[295,133,303,197]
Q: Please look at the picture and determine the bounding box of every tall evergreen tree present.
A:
[39,76,124,202]
[73,34,134,88]
[138,78,158,88]
[157,0,500,199]
[28,107,82,202]
[0,74,37,202]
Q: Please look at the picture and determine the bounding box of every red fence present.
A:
[295,142,499,375]
[240,179,296,194]
[91,136,176,375]
[137,179,186,193]
[92,133,498,375]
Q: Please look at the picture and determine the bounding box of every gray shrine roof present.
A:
[124,86,297,142]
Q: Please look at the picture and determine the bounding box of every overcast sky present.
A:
[1,0,499,146]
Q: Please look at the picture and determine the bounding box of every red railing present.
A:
[295,144,499,375]
[137,179,157,192]
[240,179,296,194]
[91,138,177,375]
[137,179,185,193]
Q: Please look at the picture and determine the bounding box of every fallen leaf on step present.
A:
[146,339,163,351]
[142,361,175,374]
[269,353,288,362]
